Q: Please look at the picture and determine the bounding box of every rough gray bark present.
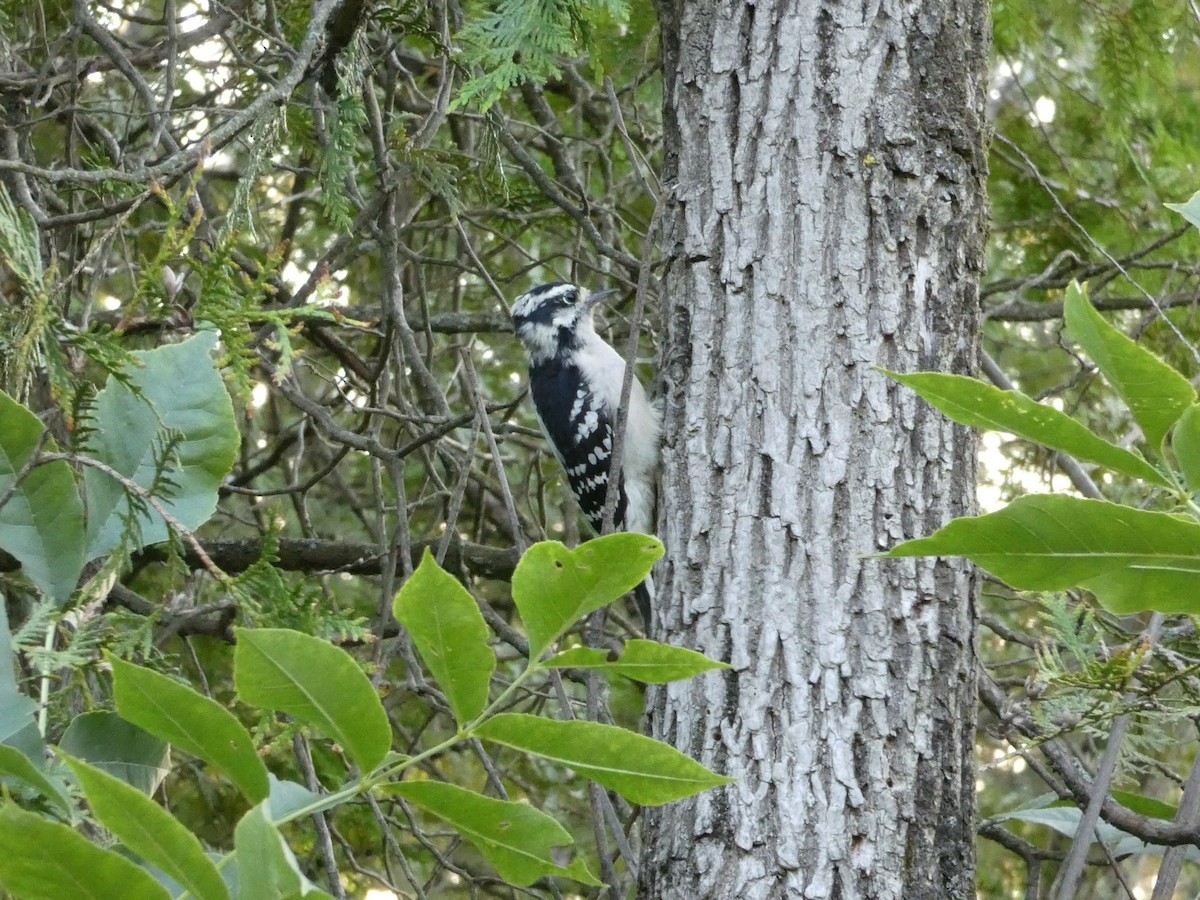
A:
[643,1,989,898]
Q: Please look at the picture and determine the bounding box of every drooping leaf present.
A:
[0,603,42,761]
[233,803,332,900]
[111,655,269,802]
[234,627,391,772]
[1171,404,1200,491]
[0,804,171,900]
[545,639,730,683]
[392,549,495,724]
[64,754,229,900]
[512,535,663,658]
[882,493,1200,614]
[475,713,731,806]
[0,744,71,813]
[1063,281,1194,451]
[83,331,240,559]
[384,781,602,887]
[883,370,1169,487]
[0,389,85,602]
[59,710,169,795]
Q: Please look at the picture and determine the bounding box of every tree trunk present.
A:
[643,1,989,898]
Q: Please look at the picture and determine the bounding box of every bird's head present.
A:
[511,282,617,365]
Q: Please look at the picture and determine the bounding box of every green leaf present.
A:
[0,602,42,761]
[1172,405,1200,491]
[63,754,229,900]
[0,744,71,813]
[59,710,169,795]
[0,804,171,900]
[513,535,663,658]
[883,370,1169,487]
[0,389,85,602]
[233,803,332,900]
[1110,789,1176,820]
[545,639,730,683]
[111,655,269,802]
[234,627,391,772]
[384,781,602,887]
[882,494,1200,614]
[1165,190,1200,232]
[475,713,731,806]
[392,549,495,724]
[1063,281,1194,450]
[83,331,240,559]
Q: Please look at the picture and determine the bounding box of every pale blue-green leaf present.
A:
[111,655,269,802]
[0,390,85,602]
[64,754,229,900]
[1063,281,1194,450]
[475,713,731,805]
[84,331,240,559]
[265,774,321,822]
[0,603,42,761]
[995,798,1191,860]
[1172,404,1200,491]
[513,535,663,658]
[545,639,730,683]
[393,549,495,724]
[233,803,332,900]
[0,804,171,900]
[59,710,169,795]
[881,494,1200,615]
[234,627,391,772]
[883,370,1169,487]
[1165,191,1200,232]
[384,781,601,887]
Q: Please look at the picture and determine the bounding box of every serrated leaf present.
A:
[0,744,71,813]
[234,627,391,772]
[1165,191,1200,232]
[1063,281,1194,451]
[513,535,663,658]
[384,781,602,887]
[1172,405,1200,491]
[545,639,730,683]
[59,710,169,795]
[884,370,1169,487]
[111,656,269,802]
[0,804,171,900]
[882,494,1200,614]
[233,803,332,900]
[84,331,240,559]
[0,389,85,602]
[475,713,731,805]
[392,549,495,724]
[64,755,229,900]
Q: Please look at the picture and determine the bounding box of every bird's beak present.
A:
[583,288,619,309]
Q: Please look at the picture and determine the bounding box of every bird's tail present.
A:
[633,575,654,633]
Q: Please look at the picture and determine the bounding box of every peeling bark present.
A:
[643,1,989,897]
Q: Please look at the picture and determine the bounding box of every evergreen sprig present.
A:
[453,0,629,111]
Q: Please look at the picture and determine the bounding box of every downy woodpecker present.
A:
[511,282,661,626]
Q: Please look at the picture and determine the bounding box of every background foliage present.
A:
[1,0,1200,896]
